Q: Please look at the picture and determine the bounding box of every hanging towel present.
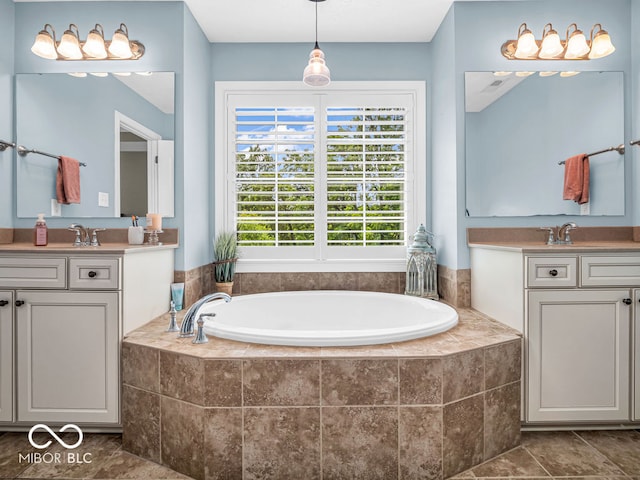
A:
[562,153,590,205]
[56,156,81,204]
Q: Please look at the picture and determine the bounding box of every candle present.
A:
[147,213,162,231]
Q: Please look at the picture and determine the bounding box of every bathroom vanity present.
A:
[0,239,176,429]
[469,228,640,426]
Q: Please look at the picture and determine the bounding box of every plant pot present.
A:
[215,281,233,296]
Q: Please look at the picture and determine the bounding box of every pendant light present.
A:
[303,0,331,87]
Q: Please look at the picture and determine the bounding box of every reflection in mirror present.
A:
[464,71,624,217]
[16,72,175,218]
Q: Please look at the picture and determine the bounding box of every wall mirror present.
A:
[464,71,624,217]
[16,72,175,218]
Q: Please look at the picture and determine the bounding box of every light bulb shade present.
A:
[303,47,331,87]
[539,24,563,59]
[108,24,133,59]
[514,23,539,59]
[82,24,107,59]
[31,25,58,60]
[57,24,82,59]
[565,25,589,59]
[589,26,615,59]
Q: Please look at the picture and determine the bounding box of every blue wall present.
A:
[0,0,14,228]
[9,1,211,271]
[632,1,640,226]
[452,0,633,268]
[3,0,638,273]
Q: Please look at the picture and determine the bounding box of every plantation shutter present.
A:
[234,106,316,247]
[325,105,408,247]
[223,86,421,266]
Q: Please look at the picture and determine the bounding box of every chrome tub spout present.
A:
[179,292,232,338]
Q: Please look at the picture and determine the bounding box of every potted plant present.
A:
[213,231,238,295]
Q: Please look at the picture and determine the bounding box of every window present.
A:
[215,82,426,272]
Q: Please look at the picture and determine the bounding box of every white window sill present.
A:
[235,258,406,273]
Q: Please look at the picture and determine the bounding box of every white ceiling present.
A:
[188,0,454,43]
[14,0,469,43]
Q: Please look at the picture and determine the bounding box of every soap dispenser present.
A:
[34,213,48,246]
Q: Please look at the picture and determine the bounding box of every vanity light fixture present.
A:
[501,22,615,60]
[302,0,331,87]
[31,22,145,60]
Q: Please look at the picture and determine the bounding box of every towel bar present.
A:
[17,145,87,167]
[558,144,625,165]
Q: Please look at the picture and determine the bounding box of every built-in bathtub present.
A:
[122,293,522,480]
[200,290,458,347]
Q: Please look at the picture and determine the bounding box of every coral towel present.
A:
[562,153,590,205]
[56,156,81,204]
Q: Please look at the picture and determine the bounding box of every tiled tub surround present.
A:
[175,269,471,309]
[122,307,521,480]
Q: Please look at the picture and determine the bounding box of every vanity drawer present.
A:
[526,256,577,288]
[581,255,640,287]
[0,257,66,289]
[69,257,120,290]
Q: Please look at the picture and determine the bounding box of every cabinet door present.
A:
[635,289,640,422]
[16,291,120,424]
[0,290,12,422]
[527,289,631,423]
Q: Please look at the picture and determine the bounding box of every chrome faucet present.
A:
[558,222,577,244]
[179,292,232,338]
[68,224,90,246]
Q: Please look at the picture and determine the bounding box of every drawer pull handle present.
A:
[88,271,97,278]
[622,298,632,305]
[0,300,8,307]
[15,300,25,307]
[549,269,558,277]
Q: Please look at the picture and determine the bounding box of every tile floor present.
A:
[0,429,639,479]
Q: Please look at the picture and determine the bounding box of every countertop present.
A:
[0,242,179,255]
[467,226,640,253]
[468,241,640,254]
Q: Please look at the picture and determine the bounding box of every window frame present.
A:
[215,81,426,273]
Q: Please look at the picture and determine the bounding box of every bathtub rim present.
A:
[201,290,459,347]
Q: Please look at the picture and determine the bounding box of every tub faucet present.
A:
[179,292,231,338]
[558,222,577,244]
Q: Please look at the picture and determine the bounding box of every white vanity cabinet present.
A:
[528,288,630,422]
[0,290,13,422]
[16,290,120,423]
[635,288,640,422]
[0,247,174,428]
[470,247,639,425]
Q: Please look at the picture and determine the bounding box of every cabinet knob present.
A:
[0,300,8,307]
[549,269,558,277]
[88,271,97,278]
[15,300,25,307]
[622,298,632,305]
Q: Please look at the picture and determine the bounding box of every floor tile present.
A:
[576,430,640,475]
[522,431,626,477]
[471,447,550,478]
[90,449,192,479]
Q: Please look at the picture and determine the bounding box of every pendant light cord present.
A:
[314,0,319,49]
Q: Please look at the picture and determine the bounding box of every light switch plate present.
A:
[98,192,109,207]
[51,199,61,217]
[580,202,590,215]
